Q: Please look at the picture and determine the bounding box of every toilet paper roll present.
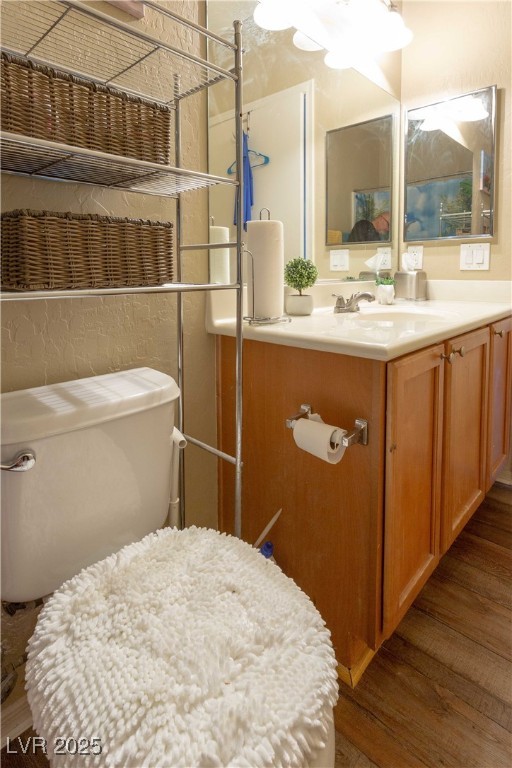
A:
[292,418,347,464]
[209,225,230,284]
[246,219,284,319]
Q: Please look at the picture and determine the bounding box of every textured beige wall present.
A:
[400,0,512,281]
[1,0,217,708]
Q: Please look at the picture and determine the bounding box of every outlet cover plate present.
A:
[408,245,424,269]
[377,247,392,269]
[330,249,349,271]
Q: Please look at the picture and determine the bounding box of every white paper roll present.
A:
[246,219,284,319]
[292,418,347,464]
[209,225,230,284]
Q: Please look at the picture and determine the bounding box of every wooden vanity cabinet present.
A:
[440,326,490,552]
[383,344,444,636]
[217,318,509,682]
[486,316,512,489]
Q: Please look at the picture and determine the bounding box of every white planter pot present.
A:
[285,294,314,316]
[377,284,395,305]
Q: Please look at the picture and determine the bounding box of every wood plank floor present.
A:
[3,485,511,767]
[333,482,512,768]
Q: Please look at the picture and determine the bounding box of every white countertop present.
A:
[207,280,511,361]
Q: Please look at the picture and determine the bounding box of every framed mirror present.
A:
[404,85,497,242]
[326,115,393,245]
[206,0,400,272]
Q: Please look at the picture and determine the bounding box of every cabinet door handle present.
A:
[441,352,455,363]
[453,345,466,358]
[494,329,504,337]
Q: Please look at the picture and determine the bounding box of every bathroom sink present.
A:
[357,304,460,323]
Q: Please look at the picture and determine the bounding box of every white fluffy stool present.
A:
[26,527,338,767]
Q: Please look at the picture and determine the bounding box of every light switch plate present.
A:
[377,247,392,269]
[460,243,490,270]
[330,249,349,271]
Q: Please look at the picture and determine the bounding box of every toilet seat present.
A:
[26,527,338,767]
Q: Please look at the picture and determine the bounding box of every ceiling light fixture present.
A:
[253,0,413,70]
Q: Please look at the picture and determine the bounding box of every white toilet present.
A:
[1,368,338,767]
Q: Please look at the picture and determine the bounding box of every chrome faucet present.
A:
[332,292,375,313]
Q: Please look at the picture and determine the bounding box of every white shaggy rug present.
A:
[26,527,338,767]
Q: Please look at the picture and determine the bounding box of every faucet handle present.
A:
[332,293,346,307]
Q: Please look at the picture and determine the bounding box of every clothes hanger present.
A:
[227,149,270,175]
[226,110,270,174]
[249,149,270,168]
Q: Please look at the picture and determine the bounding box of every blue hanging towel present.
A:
[233,131,254,231]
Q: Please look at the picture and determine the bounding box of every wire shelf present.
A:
[0,281,241,302]
[0,0,236,104]
[1,132,237,196]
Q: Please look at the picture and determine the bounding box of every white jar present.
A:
[377,284,395,305]
[285,294,314,315]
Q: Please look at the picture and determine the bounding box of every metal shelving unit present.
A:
[439,207,492,237]
[0,0,244,536]
[0,132,237,196]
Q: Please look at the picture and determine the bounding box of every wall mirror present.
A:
[404,85,497,242]
[206,0,400,270]
[326,115,393,245]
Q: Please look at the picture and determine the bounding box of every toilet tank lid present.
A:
[1,368,180,445]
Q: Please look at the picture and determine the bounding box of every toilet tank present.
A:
[1,368,180,602]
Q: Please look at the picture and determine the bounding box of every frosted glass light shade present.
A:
[253,1,293,31]
[254,0,413,68]
[379,9,413,52]
[293,30,323,51]
[324,50,353,69]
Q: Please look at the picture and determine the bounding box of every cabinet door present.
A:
[441,326,490,552]
[486,316,512,489]
[383,344,444,637]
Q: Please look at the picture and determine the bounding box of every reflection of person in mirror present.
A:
[348,219,381,242]
[372,212,390,238]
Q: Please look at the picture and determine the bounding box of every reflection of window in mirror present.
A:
[404,86,496,241]
[326,115,393,245]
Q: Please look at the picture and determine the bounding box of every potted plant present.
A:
[375,275,395,305]
[284,258,318,315]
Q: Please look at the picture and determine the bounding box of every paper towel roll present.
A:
[293,418,347,464]
[209,225,230,284]
[246,219,284,319]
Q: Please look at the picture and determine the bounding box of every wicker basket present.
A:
[1,210,174,291]
[1,52,172,164]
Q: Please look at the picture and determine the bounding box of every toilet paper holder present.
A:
[285,404,368,447]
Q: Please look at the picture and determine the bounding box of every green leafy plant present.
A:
[375,275,395,285]
[284,258,318,295]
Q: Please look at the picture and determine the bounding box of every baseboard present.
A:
[337,647,376,688]
[496,469,512,486]
[1,693,32,749]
